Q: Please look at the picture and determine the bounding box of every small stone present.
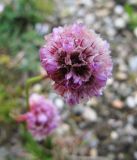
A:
[107,78,114,86]
[114,18,126,29]
[35,23,50,35]
[126,96,137,108]
[56,123,70,135]
[116,72,127,81]
[134,152,137,159]
[106,27,116,37]
[85,14,95,26]
[128,0,137,5]
[127,115,134,124]
[32,84,42,92]
[90,148,98,158]
[77,8,86,17]
[112,99,124,109]
[134,28,137,37]
[82,107,97,122]
[124,124,137,135]
[0,3,4,13]
[55,98,64,110]
[72,105,84,116]
[96,9,110,17]
[87,97,98,107]
[110,131,119,140]
[77,0,93,7]
[129,56,137,72]
[0,147,8,160]
[114,5,124,15]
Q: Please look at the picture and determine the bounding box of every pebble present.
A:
[134,28,137,37]
[106,27,116,37]
[129,56,137,72]
[127,115,134,124]
[56,123,70,135]
[55,98,64,110]
[112,99,124,109]
[85,14,95,26]
[114,18,126,29]
[115,72,128,81]
[134,152,137,159]
[87,97,98,107]
[72,105,84,116]
[35,23,50,35]
[110,131,119,140]
[96,9,110,17]
[77,0,93,7]
[82,107,97,122]
[114,5,124,15]
[126,96,137,108]
[0,147,8,160]
[90,148,98,157]
[128,0,137,5]
[0,3,4,13]
[32,84,42,92]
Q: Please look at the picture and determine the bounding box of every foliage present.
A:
[21,126,53,160]
[0,0,54,72]
[0,63,22,122]
[124,4,137,30]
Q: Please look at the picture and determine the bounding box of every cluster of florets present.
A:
[17,94,60,140]
[40,23,113,105]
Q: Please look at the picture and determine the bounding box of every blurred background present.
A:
[0,0,137,159]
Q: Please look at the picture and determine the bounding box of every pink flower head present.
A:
[17,94,60,140]
[40,24,113,105]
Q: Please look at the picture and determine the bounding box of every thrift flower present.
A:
[40,24,113,105]
[17,94,60,140]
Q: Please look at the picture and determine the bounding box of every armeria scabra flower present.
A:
[40,23,113,105]
[17,94,60,140]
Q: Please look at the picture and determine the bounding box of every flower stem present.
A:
[25,75,47,107]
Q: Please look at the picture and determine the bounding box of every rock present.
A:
[112,99,124,109]
[106,78,114,86]
[82,107,97,122]
[0,3,4,13]
[129,56,137,72]
[49,93,57,100]
[35,23,50,35]
[77,0,93,7]
[134,28,137,37]
[72,105,84,116]
[55,98,64,110]
[110,131,119,140]
[32,84,42,92]
[106,27,116,37]
[87,97,99,107]
[128,0,137,5]
[85,14,95,26]
[124,124,137,136]
[90,148,98,158]
[134,152,137,159]
[114,18,126,29]
[127,115,134,124]
[116,72,128,81]
[56,123,70,135]
[0,147,8,160]
[114,5,124,15]
[126,96,137,108]
[96,9,110,17]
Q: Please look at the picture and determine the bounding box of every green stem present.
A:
[26,75,47,108]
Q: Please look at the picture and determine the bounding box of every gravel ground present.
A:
[1,0,137,160]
